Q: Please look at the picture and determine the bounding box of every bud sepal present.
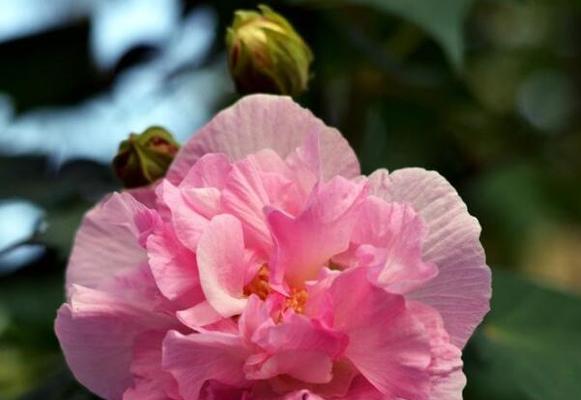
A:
[113,126,180,188]
[226,5,313,97]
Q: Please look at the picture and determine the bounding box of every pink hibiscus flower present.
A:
[55,95,491,400]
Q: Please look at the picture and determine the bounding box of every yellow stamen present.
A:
[243,265,271,300]
[243,265,309,315]
[284,287,308,314]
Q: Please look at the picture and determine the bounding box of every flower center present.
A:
[284,288,308,314]
[243,266,309,314]
[244,265,271,300]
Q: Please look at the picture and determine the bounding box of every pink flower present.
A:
[55,95,491,400]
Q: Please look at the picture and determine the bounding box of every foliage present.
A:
[291,0,475,67]
[465,271,581,400]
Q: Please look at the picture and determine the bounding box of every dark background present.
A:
[0,0,580,399]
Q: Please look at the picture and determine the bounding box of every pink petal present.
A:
[55,283,174,400]
[99,261,176,314]
[182,187,223,219]
[238,295,272,346]
[330,268,432,399]
[55,305,132,400]
[134,208,163,248]
[180,153,232,189]
[162,331,250,400]
[146,223,203,307]
[339,376,384,400]
[265,359,357,399]
[409,302,466,400]
[252,313,347,359]
[245,351,333,384]
[196,214,250,317]
[303,272,337,327]
[268,177,368,287]
[66,192,149,295]
[338,196,438,294]
[279,391,325,400]
[284,130,322,198]
[177,153,231,221]
[430,367,466,400]
[167,95,360,184]
[156,180,210,252]
[221,149,308,257]
[176,301,237,332]
[289,130,321,179]
[127,184,158,209]
[123,332,180,400]
[221,155,278,254]
[247,313,348,384]
[123,379,173,400]
[369,168,491,348]
[199,382,249,400]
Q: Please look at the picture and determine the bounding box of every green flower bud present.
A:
[226,5,313,97]
[113,126,180,188]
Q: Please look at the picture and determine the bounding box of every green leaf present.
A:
[290,0,476,67]
[354,0,474,67]
[464,270,581,400]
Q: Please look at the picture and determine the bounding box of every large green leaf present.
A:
[351,0,475,67]
[465,270,581,400]
[290,0,476,67]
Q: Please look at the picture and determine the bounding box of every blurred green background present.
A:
[1,0,580,399]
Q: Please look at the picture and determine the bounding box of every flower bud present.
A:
[226,5,313,97]
[113,126,180,188]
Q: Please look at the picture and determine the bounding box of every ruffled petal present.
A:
[336,196,438,294]
[330,268,432,399]
[180,153,232,190]
[123,332,180,400]
[146,223,203,307]
[176,301,238,333]
[246,351,333,384]
[369,168,491,348]
[221,154,278,254]
[123,379,172,400]
[167,95,360,184]
[65,192,149,295]
[221,149,308,256]
[238,295,271,345]
[268,176,368,287]
[196,214,250,317]
[55,303,133,399]
[339,376,384,400]
[252,313,347,359]
[156,180,211,252]
[199,382,250,400]
[284,130,322,198]
[162,331,250,400]
[279,390,325,400]
[409,302,466,400]
[247,313,348,384]
[55,281,174,400]
[127,185,158,209]
[178,153,231,221]
[264,359,356,399]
